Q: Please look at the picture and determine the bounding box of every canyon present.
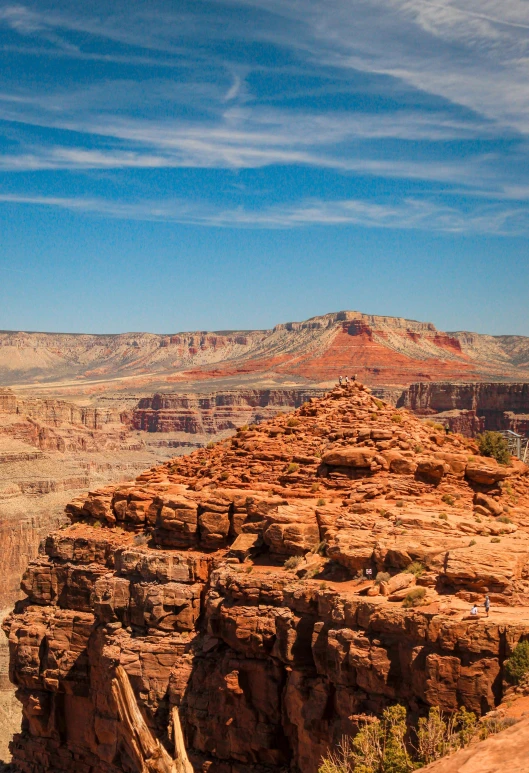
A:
[4,382,529,772]
[3,311,529,771]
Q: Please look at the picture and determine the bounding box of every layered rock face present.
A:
[130,389,326,434]
[399,382,529,435]
[0,389,135,454]
[3,311,529,392]
[5,384,529,773]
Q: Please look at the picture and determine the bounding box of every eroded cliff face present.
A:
[130,389,327,434]
[398,382,529,435]
[5,384,529,773]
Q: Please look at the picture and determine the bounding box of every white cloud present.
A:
[0,190,527,234]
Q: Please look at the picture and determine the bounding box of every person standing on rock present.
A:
[338,376,343,386]
[345,376,349,385]
[484,595,490,617]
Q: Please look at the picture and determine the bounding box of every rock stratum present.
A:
[3,311,529,392]
[129,389,327,434]
[4,383,529,773]
[399,382,529,437]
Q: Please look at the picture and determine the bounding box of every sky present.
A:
[0,0,529,335]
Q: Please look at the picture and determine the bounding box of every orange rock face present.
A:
[5,383,529,773]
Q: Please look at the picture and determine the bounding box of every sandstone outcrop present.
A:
[4,383,529,773]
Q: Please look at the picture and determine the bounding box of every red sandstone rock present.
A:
[4,382,529,773]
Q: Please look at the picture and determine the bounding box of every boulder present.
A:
[416,457,447,482]
[466,460,510,485]
[322,447,377,467]
[382,450,418,475]
[474,493,503,517]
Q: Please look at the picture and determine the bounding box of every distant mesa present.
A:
[0,310,528,391]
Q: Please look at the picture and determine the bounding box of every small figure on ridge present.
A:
[484,595,490,617]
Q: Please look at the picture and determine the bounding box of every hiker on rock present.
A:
[345,376,349,385]
[484,595,490,617]
[470,604,479,616]
[338,376,343,385]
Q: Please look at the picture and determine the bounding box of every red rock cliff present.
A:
[5,384,529,773]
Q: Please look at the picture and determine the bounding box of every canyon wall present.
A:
[130,388,327,434]
[398,382,529,435]
[5,384,529,772]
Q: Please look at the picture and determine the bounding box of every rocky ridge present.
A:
[5,383,529,773]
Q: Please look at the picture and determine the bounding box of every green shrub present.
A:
[439,512,448,520]
[348,704,413,773]
[310,540,327,555]
[441,494,455,506]
[374,398,385,409]
[287,417,300,427]
[402,587,427,608]
[375,571,390,585]
[469,539,476,547]
[284,555,303,570]
[219,471,229,480]
[311,483,321,492]
[505,640,529,685]
[286,462,299,474]
[426,421,445,431]
[414,444,423,453]
[396,500,404,508]
[479,716,518,739]
[392,413,403,423]
[477,431,511,465]
[491,537,501,543]
[498,514,512,524]
[319,704,504,773]
[317,498,327,506]
[406,561,425,578]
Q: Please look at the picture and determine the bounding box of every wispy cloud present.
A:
[1,190,527,235]
[0,0,529,230]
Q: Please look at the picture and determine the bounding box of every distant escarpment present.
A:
[399,382,529,436]
[129,388,327,434]
[5,383,529,773]
[2,311,529,392]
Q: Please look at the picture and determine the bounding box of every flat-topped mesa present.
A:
[5,383,529,773]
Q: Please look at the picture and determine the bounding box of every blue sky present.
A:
[0,0,528,334]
